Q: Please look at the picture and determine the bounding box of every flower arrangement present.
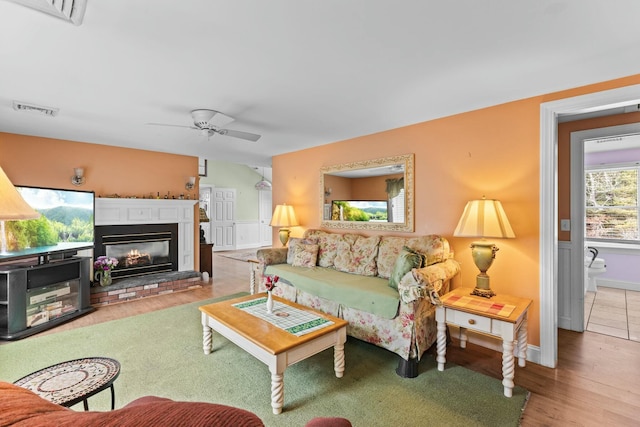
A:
[264,275,279,292]
[94,256,119,272]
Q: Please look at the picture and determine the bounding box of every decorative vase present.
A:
[266,291,274,314]
[95,269,113,287]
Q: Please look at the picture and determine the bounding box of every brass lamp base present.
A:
[278,228,291,247]
[471,286,496,298]
[470,241,499,299]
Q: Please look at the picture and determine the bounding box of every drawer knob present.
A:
[468,319,476,325]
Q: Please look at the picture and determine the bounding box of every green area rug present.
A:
[0,293,528,426]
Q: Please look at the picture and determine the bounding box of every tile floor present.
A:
[584,286,640,342]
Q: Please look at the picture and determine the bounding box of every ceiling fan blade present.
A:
[147,123,198,130]
[209,111,235,128]
[217,128,261,142]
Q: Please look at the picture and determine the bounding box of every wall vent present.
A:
[13,101,59,117]
[7,0,88,25]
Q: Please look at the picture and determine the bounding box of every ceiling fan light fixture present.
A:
[191,109,216,128]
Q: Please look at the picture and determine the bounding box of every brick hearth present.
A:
[90,271,203,306]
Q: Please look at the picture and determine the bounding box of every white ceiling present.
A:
[2,1,640,167]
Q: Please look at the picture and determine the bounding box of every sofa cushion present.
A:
[406,235,450,266]
[388,247,424,290]
[305,229,341,267]
[333,234,380,276]
[265,264,400,319]
[377,236,411,279]
[291,243,319,268]
[287,237,315,264]
[377,235,450,278]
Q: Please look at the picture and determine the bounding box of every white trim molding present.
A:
[95,198,198,272]
[540,83,640,369]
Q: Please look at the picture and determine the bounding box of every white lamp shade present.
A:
[270,204,299,227]
[454,199,515,239]
[0,166,40,220]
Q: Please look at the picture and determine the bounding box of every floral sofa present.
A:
[252,229,461,377]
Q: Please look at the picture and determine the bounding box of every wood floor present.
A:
[19,252,640,426]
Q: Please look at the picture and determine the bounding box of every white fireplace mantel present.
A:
[95,198,198,272]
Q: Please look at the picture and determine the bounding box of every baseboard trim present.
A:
[597,279,640,292]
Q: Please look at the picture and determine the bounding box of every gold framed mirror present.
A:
[320,153,414,232]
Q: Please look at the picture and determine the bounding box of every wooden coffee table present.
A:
[199,293,348,414]
[13,357,120,410]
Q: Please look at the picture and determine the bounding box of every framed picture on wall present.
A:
[199,158,207,177]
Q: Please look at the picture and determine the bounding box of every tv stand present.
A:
[0,257,94,340]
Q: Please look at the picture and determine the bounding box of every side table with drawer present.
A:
[435,288,532,397]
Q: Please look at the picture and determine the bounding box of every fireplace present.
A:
[94,224,178,280]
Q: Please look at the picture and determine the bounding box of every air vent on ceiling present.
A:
[13,101,59,117]
[7,0,87,25]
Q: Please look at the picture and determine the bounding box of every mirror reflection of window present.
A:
[390,188,405,223]
[386,177,405,223]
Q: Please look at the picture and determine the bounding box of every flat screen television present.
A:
[0,186,95,265]
[331,200,388,222]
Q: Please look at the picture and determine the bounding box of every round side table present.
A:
[14,357,121,410]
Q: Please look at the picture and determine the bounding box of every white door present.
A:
[259,190,273,246]
[212,188,236,251]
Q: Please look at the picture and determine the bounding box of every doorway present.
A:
[568,124,640,340]
[211,188,236,251]
[540,83,640,368]
[259,190,273,247]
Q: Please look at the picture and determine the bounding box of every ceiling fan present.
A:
[148,109,261,142]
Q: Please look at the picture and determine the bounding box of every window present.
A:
[390,189,405,223]
[585,166,639,241]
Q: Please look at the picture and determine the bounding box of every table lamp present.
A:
[0,166,40,253]
[270,204,298,246]
[453,197,515,298]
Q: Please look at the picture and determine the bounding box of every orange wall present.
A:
[351,174,402,200]
[324,173,399,203]
[557,111,640,241]
[0,133,201,264]
[272,74,640,347]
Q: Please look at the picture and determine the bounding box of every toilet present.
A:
[584,247,606,293]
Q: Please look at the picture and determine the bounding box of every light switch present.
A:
[560,219,571,231]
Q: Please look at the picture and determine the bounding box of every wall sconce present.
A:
[71,167,85,186]
[324,187,332,197]
[185,176,196,190]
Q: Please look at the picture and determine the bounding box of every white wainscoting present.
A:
[558,241,574,331]
[234,220,263,250]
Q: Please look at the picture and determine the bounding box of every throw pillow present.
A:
[388,246,424,290]
[316,232,342,268]
[291,243,319,268]
[333,234,381,276]
[287,237,314,264]
[377,237,410,279]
